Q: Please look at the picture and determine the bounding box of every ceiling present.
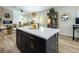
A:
[2,6,53,14]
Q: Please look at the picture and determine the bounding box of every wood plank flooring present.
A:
[0,30,79,53]
[59,35,79,53]
[0,31,20,53]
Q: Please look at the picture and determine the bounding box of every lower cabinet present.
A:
[16,29,58,53]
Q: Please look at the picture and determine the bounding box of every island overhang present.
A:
[17,27,59,40]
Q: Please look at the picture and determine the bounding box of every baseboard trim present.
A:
[59,33,72,38]
[59,34,79,40]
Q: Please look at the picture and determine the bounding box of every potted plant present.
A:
[7,25,13,34]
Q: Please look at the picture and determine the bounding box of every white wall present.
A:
[54,6,79,37]
[0,7,13,20]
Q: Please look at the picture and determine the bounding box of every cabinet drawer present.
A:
[16,29,47,53]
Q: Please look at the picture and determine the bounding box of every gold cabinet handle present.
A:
[30,37,34,39]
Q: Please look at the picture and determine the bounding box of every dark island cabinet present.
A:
[16,29,58,53]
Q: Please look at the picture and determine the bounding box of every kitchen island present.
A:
[16,27,59,53]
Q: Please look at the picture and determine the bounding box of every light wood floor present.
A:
[0,30,79,53]
[0,31,20,53]
[59,35,79,53]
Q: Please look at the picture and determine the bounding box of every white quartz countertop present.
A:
[17,27,60,40]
